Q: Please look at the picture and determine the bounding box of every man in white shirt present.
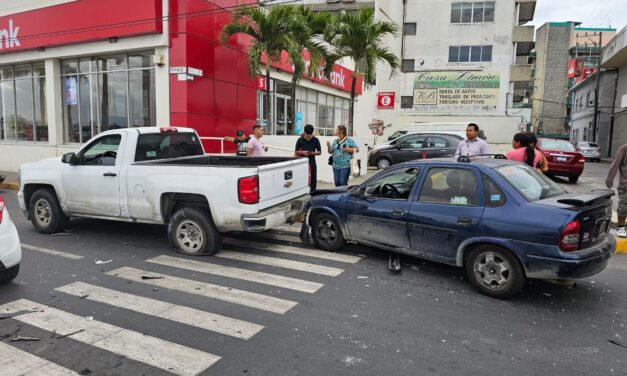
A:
[454,123,489,157]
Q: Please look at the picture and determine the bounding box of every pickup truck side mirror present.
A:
[62,152,79,165]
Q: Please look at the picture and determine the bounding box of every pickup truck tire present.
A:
[311,212,345,251]
[29,188,70,234]
[168,207,221,256]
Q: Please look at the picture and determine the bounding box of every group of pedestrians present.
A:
[225,123,360,191]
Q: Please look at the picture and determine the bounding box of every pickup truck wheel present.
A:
[29,189,69,234]
[311,213,345,251]
[168,207,221,256]
[465,245,526,299]
[0,264,19,283]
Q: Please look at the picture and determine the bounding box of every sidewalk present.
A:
[0,171,18,191]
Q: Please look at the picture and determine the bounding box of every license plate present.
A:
[557,156,567,162]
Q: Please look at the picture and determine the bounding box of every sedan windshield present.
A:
[496,164,566,202]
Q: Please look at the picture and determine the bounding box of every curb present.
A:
[617,238,627,255]
[0,182,18,191]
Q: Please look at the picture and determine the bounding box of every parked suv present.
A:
[368,133,462,169]
[577,142,601,162]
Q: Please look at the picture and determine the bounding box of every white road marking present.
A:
[147,255,322,293]
[106,267,297,314]
[0,299,220,376]
[217,250,344,276]
[222,238,362,264]
[55,282,264,340]
[21,244,83,260]
[0,341,79,376]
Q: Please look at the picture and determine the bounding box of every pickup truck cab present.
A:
[18,127,310,255]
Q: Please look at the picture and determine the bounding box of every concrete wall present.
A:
[532,23,574,134]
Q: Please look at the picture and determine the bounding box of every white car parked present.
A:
[0,194,21,283]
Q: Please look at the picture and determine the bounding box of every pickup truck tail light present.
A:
[238,176,259,204]
[0,194,4,224]
[559,219,580,252]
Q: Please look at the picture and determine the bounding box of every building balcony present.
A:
[515,0,537,24]
[513,25,534,43]
[510,64,532,82]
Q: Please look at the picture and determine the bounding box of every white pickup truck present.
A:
[17,127,310,255]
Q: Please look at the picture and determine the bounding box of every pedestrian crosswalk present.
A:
[9,229,362,375]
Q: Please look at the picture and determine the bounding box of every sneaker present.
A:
[618,227,627,238]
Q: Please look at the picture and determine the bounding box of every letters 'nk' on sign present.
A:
[377,92,395,109]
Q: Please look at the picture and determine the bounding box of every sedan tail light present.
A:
[0,194,4,224]
[238,175,259,204]
[560,219,580,252]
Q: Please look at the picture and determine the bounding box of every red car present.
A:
[537,138,585,183]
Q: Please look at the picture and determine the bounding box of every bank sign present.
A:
[412,71,500,113]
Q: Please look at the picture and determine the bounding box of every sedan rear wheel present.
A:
[311,213,345,251]
[466,245,525,299]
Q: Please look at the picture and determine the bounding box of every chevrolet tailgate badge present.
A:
[284,181,293,188]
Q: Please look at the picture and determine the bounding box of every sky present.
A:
[531,0,626,31]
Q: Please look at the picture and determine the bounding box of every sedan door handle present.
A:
[103,172,117,177]
[392,209,405,216]
[457,217,472,225]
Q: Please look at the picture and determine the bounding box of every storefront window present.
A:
[0,62,47,143]
[255,81,350,136]
[61,51,155,144]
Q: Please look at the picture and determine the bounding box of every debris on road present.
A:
[608,339,627,349]
[141,275,164,280]
[11,336,40,342]
[51,232,71,236]
[0,309,40,320]
[57,329,85,339]
[79,294,89,299]
[94,259,113,265]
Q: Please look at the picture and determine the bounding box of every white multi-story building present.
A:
[349,0,536,144]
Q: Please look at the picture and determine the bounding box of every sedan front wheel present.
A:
[465,245,526,299]
[311,213,345,252]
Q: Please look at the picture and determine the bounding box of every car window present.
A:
[361,167,421,200]
[539,139,576,152]
[496,164,567,202]
[588,143,598,148]
[418,168,479,206]
[81,135,121,166]
[482,174,506,207]
[135,132,204,162]
[426,137,447,148]
[399,137,424,149]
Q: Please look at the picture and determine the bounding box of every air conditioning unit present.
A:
[341,0,356,3]
[326,0,340,3]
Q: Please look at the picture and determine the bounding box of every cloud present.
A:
[531,0,626,30]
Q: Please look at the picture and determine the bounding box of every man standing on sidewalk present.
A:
[294,124,321,192]
[247,124,268,157]
[454,123,489,158]
[606,144,627,237]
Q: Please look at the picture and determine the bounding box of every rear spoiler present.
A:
[556,189,615,207]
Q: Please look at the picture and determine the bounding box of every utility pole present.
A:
[591,31,602,142]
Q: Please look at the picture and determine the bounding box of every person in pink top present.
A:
[246,124,268,157]
[506,133,540,168]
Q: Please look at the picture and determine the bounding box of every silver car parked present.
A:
[577,142,601,162]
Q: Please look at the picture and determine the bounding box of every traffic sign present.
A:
[377,92,395,109]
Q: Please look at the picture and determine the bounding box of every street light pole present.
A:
[592,31,602,142]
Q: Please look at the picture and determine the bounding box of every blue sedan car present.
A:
[305,156,616,298]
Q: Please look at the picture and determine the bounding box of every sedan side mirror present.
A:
[62,152,79,165]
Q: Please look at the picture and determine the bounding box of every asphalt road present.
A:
[0,161,626,376]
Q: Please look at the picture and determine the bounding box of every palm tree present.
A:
[221,5,300,133]
[323,8,399,133]
[286,7,332,133]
